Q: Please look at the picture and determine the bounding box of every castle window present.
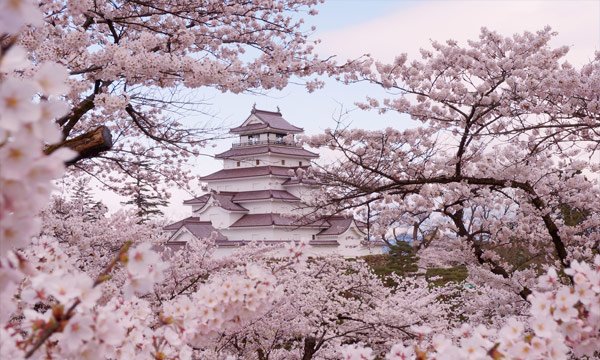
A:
[299,161,303,166]
[281,160,285,165]
[256,159,260,165]
[236,161,240,167]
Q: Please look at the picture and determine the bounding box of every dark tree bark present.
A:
[44,126,113,165]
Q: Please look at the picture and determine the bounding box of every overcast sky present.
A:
[92,0,600,219]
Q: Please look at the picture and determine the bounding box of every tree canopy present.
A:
[27,0,365,197]
[0,2,599,359]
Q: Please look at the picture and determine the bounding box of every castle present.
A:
[163,108,383,257]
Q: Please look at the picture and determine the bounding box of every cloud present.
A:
[319,0,600,66]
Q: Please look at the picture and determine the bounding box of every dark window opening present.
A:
[281,160,285,165]
[256,159,260,165]
[236,161,240,167]
[248,134,258,144]
[299,161,303,166]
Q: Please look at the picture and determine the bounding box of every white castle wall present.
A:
[220,227,319,242]
[223,155,303,169]
[196,206,245,229]
[208,177,284,192]
[234,200,299,214]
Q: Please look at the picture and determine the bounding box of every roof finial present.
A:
[276,106,281,113]
[252,103,256,113]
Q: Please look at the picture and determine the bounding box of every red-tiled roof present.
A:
[230,213,329,228]
[163,216,200,230]
[230,109,303,134]
[182,193,248,212]
[211,193,248,212]
[316,216,358,235]
[199,166,307,181]
[163,218,227,241]
[182,194,210,205]
[215,145,318,159]
[162,240,248,254]
[230,123,266,133]
[232,190,300,202]
[183,222,228,241]
[255,110,304,132]
[282,177,319,186]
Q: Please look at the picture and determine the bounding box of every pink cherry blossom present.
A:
[0,0,42,33]
[340,344,374,360]
[0,78,41,130]
[33,62,70,96]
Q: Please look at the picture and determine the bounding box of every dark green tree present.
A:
[71,177,107,221]
[121,164,168,224]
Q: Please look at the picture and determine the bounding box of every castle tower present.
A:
[163,108,383,257]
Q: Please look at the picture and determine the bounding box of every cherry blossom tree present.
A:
[201,256,455,359]
[16,0,366,198]
[2,2,599,359]
[40,195,161,275]
[340,256,600,360]
[305,27,600,301]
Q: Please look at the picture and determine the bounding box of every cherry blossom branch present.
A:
[23,241,132,358]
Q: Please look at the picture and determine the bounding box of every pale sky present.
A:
[93,0,600,219]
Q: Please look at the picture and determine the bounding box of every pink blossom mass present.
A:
[0,1,599,359]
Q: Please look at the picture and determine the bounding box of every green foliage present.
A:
[486,242,549,274]
[363,241,468,288]
[121,165,168,224]
[425,266,468,287]
[362,241,419,279]
[71,177,107,221]
[559,203,589,227]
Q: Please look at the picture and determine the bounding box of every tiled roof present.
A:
[182,194,210,205]
[163,216,200,230]
[230,109,303,134]
[316,216,357,235]
[163,218,227,241]
[211,193,248,211]
[230,123,266,133]
[182,193,248,212]
[282,177,319,186]
[183,222,228,241]
[185,190,299,204]
[232,190,300,202]
[165,239,246,248]
[199,165,306,181]
[215,145,318,159]
[254,110,304,132]
[230,213,329,228]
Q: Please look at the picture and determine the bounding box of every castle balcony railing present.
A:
[232,139,301,148]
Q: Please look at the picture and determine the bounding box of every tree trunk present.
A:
[44,126,112,165]
[302,337,317,360]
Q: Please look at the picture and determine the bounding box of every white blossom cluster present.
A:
[0,0,74,336]
[0,236,171,359]
[0,3,73,257]
[162,264,277,347]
